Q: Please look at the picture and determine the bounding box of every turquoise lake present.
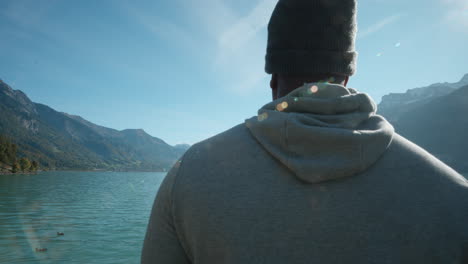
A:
[0,171,166,264]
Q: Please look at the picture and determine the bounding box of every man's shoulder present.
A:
[171,122,272,195]
[181,123,261,163]
[197,123,252,148]
[381,133,467,185]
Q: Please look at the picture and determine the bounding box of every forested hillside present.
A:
[0,135,38,173]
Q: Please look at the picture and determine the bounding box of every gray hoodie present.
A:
[142,83,468,264]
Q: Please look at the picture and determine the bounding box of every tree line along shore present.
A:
[0,135,39,174]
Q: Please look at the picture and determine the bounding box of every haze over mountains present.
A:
[378,73,468,173]
[0,80,188,171]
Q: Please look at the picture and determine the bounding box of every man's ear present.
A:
[344,76,349,87]
[270,74,278,100]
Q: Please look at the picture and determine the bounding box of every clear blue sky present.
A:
[0,0,467,145]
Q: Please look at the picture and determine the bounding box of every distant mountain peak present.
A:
[378,73,468,123]
[459,73,468,85]
[0,79,15,95]
[0,79,37,116]
[174,144,191,151]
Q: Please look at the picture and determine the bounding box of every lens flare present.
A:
[257,112,268,121]
[310,85,319,93]
[276,101,288,111]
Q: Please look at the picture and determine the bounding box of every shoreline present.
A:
[46,169,168,173]
[0,171,38,175]
[1,170,167,175]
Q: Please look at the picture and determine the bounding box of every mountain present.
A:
[0,79,188,171]
[174,144,191,152]
[378,74,468,173]
[378,73,468,123]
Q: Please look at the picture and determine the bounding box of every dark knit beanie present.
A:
[265,0,358,76]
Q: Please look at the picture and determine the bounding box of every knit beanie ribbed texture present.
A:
[265,0,358,76]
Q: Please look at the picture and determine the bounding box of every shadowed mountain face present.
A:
[378,74,468,173]
[0,79,187,171]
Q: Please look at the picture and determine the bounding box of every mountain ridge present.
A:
[0,79,187,171]
[378,74,468,122]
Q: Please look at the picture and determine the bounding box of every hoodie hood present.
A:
[245,82,394,183]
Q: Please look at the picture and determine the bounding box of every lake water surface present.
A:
[0,171,166,264]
